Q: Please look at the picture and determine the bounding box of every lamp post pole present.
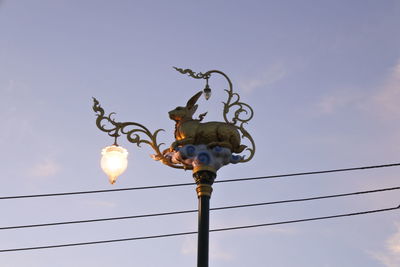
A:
[194,171,216,267]
[93,67,255,267]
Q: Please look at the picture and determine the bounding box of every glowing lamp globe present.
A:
[101,145,128,184]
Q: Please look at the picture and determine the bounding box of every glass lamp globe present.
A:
[203,85,211,100]
[101,145,128,184]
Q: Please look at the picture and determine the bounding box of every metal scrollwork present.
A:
[173,67,211,80]
[92,97,185,169]
[174,67,256,163]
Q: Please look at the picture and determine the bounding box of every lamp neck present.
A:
[193,171,216,198]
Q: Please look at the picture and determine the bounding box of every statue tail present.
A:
[234,145,247,153]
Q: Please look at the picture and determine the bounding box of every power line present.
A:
[212,186,400,210]
[217,162,400,184]
[1,186,398,230]
[1,162,399,200]
[211,203,400,233]
[0,182,192,200]
[0,204,398,253]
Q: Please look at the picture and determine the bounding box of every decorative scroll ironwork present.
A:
[92,98,185,169]
[173,67,255,163]
[172,67,211,80]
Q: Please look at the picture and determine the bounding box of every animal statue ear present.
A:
[186,91,203,109]
[190,104,198,115]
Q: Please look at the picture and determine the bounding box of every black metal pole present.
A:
[197,192,210,267]
[193,170,216,267]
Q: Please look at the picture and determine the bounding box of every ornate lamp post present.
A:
[92,67,255,267]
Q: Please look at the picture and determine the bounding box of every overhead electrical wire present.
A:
[1,186,398,231]
[216,162,400,184]
[1,162,399,200]
[0,204,398,253]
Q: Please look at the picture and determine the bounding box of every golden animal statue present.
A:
[169,91,247,153]
[93,68,255,171]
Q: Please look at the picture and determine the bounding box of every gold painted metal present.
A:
[196,184,213,198]
[169,91,246,154]
[173,67,255,163]
[193,165,217,174]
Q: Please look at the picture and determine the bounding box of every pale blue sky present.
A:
[1,1,400,266]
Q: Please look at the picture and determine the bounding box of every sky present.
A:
[0,0,400,266]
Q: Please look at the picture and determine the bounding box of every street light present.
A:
[92,67,255,267]
[100,145,128,184]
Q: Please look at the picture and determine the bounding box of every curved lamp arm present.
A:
[92,98,186,169]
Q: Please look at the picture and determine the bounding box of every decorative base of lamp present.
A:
[164,144,242,173]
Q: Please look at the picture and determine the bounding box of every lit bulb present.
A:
[101,145,128,184]
[203,85,211,100]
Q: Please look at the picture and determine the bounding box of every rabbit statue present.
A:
[169,91,247,154]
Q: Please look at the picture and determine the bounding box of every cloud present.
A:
[181,236,196,255]
[317,93,358,114]
[239,63,287,93]
[0,79,36,146]
[373,61,400,119]
[209,240,235,261]
[315,59,400,117]
[314,85,368,115]
[29,158,61,177]
[180,220,295,262]
[180,216,296,262]
[181,236,234,261]
[85,200,117,208]
[371,223,400,267]
[211,216,296,236]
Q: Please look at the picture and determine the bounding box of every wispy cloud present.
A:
[29,158,61,177]
[85,200,117,208]
[0,79,36,146]
[211,216,296,236]
[371,223,400,267]
[315,59,400,117]
[181,236,234,261]
[210,240,235,261]
[180,218,296,262]
[316,91,363,114]
[239,63,287,93]
[181,236,196,255]
[373,60,400,119]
